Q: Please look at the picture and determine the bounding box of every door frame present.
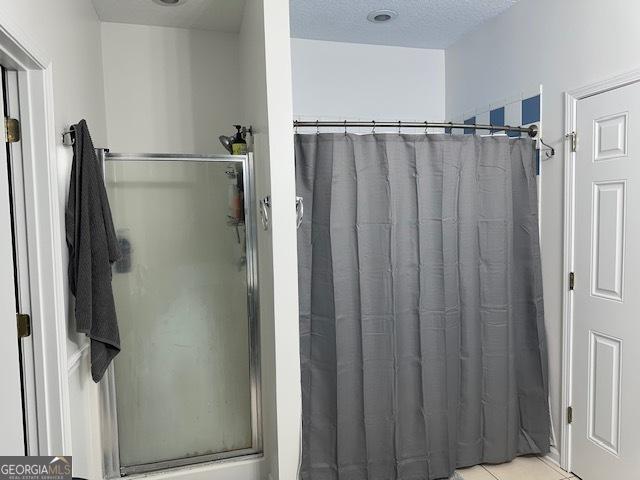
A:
[561,67,640,472]
[0,14,71,455]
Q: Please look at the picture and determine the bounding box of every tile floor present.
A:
[456,456,579,480]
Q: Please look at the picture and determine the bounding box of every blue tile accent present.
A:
[490,107,505,133]
[507,129,521,138]
[464,116,476,135]
[522,95,541,125]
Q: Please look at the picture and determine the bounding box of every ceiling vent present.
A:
[152,0,187,6]
[367,9,398,23]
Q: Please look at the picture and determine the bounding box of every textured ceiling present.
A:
[290,0,520,49]
[92,0,246,33]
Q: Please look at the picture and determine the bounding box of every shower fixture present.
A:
[219,125,253,154]
[219,134,233,154]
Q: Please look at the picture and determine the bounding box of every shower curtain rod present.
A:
[293,120,538,138]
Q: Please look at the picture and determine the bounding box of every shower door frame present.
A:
[98,151,262,478]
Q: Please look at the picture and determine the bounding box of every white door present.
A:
[571,81,640,479]
[0,71,25,454]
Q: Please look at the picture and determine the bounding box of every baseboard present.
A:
[545,446,561,467]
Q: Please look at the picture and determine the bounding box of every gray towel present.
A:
[65,119,121,382]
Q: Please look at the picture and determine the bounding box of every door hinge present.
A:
[567,406,573,424]
[17,313,31,338]
[566,131,577,152]
[569,272,575,290]
[4,117,20,143]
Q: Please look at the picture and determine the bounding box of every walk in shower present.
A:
[98,151,261,477]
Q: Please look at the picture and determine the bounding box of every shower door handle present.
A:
[259,195,271,230]
[259,195,303,230]
[296,196,304,229]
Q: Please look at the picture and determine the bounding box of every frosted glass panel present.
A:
[105,158,253,469]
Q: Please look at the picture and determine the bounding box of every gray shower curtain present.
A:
[296,133,549,480]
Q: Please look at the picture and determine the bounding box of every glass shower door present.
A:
[102,153,260,476]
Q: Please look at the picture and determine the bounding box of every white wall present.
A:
[0,0,107,477]
[98,20,254,480]
[291,38,445,122]
[261,2,300,478]
[98,18,270,480]
[238,2,277,479]
[98,5,300,478]
[101,23,241,155]
[446,0,640,462]
[2,2,298,479]
[240,0,300,479]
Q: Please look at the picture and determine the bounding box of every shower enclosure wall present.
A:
[98,151,261,477]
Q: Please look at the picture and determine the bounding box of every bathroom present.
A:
[0,1,639,480]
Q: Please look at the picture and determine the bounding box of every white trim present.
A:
[0,12,49,70]
[4,67,40,455]
[0,43,24,457]
[560,89,576,472]
[0,13,72,456]
[67,341,90,374]
[546,447,561,466]
[561,67,640,473]
[19,65,72,457]
[566,68,640,101]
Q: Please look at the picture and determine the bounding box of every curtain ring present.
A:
[449,122,453,135]
[294,120,299,135]
[398,120,401,134]
[424,121,428,135]
[316,120,319,135]
[372,120,376,134]
[344,120,347,136]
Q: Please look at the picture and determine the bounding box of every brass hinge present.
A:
[4,117,20,143]
[569,272,575,291]
[17,313,31,338]
[566,131,577,152]
[567,406,573,424]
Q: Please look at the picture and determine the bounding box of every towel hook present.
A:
[62,126,76,146]
[539,137,555,158]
